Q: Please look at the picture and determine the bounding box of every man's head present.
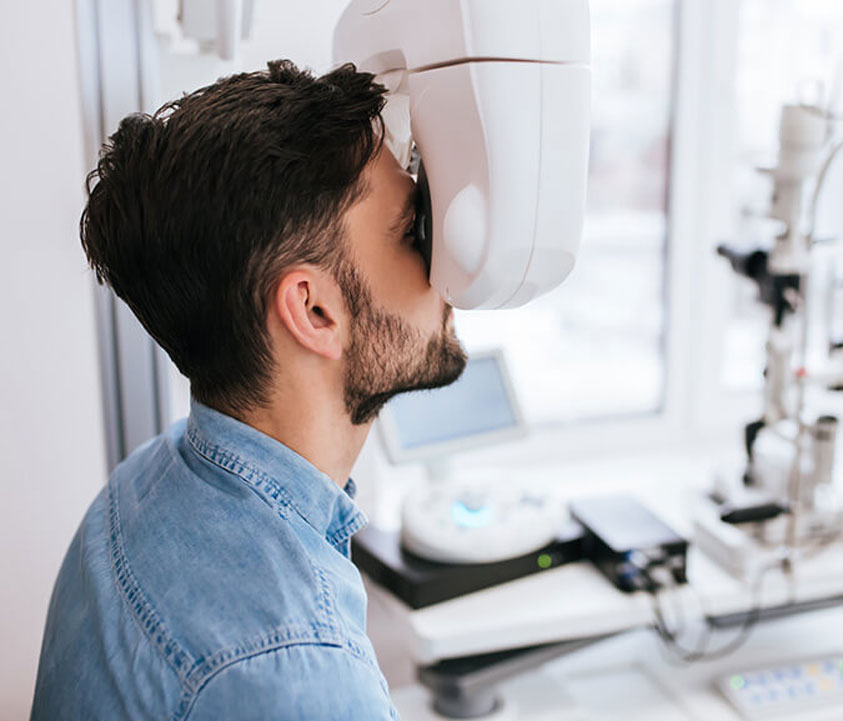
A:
[82,59,465,423]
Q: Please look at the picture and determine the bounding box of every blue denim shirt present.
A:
[31,401,399,720]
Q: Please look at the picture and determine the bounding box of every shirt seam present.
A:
[178,641,392,721]
[172,561,350,718]
[328,514,367,549]
[186,423,296,521]
[184,622,345,688]
[106,478,195,684]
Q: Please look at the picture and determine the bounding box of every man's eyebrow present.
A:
[388,186,418,235]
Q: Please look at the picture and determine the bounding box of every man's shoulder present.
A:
[36,424,382,721]
[106,424,347,672]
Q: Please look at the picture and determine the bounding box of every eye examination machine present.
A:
[699,100,843,574]
[333,0,591,310]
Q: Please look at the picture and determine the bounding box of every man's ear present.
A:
[272,267,344,361]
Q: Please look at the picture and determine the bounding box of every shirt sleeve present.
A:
[184,643,400,721]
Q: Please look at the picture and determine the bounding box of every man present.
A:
[31,59,466,720]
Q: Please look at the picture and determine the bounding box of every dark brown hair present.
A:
[81,59,386,416]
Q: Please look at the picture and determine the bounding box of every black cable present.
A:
[644,559,780,663]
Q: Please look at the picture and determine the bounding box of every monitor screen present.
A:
[378,350,525,463]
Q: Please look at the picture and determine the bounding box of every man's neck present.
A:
[240,382,372,488]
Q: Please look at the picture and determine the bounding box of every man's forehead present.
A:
[359,148,415,212]
[342,149,414,237]
[365,148,413,197]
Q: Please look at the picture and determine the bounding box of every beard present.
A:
[337,262,467,426]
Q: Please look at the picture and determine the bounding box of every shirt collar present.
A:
[185,399,367,551]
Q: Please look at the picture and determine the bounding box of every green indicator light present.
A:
[730,676,746,691]
[537,554,552,570]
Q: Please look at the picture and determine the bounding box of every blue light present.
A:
[451,501,495,529]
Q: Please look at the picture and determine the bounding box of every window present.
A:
[455,0,676,427]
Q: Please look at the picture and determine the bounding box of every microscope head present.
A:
[333,0,591,309]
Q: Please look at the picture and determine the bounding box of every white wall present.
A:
[0,2,107,718]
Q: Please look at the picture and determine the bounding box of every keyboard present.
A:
[716,655,843,719]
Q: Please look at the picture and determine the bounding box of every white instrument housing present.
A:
[401,483,563,563]
[333,0,591,309]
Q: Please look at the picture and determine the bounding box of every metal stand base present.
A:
[417,635,615,719]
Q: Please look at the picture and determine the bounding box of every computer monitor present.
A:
[377,349,526,464]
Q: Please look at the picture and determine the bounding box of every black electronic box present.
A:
[569,494,688,593]
[352,522,585,609]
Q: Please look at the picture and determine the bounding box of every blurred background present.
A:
[1,0,842,717]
